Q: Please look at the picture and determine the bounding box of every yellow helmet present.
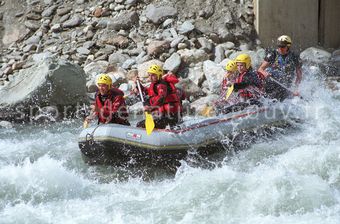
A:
[225,60,237,72]
[96,73,112,86]
[147,64,163,79]
[235,54,251,69]
[277,35,292,47]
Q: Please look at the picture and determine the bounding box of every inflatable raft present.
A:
[78,103,300,164]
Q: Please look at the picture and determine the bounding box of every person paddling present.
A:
[135,64,183,129]
[258,35,302,101]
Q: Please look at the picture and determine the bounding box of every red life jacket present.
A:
[235,71,255,99]
[147,79,182,115]
[163,73,186,102]
[95,88,129,124]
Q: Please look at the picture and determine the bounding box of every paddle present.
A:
[136,80,155,135]
[83,120,89,128]
[268,77,305,100]
[225,84,234,100]
[200,84,234,117]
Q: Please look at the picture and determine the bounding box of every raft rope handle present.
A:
[85,124,101,145]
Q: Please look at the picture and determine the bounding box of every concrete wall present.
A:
[254,0,319,51]
[254,0,340,51]
[321,0,340,48]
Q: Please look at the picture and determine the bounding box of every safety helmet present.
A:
[277,35,292,47]
[147,64,163,79]
[235,54,251,69]
[96,73,112,86]
[225,60,237,72]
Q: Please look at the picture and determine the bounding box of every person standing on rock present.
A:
[85,74,130,126]
[258,35,302,101]
[135,64,183,129]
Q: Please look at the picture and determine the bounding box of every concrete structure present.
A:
[254,0,340,51]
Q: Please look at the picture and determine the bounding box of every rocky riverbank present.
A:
[0,0,339,123]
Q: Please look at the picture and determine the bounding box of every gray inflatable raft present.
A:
[78,103,299,164]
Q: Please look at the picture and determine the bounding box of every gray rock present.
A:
[83,60,109,77]
[122,58,136,69]
[96,18,110,29]
[145,4,177,24]
[170,36,185,48]
[42,5,58,17]
[108,11,139,31]
[147,40,170,56]
[177,49,209,64]
[203,60,225,94]
[62,16,83,28]
[300,47,332,64]
[190,94,219,113]
[214,45,225,63]
[187,64,205,86]
[163,18,174,28]
[197,37,213,53]
[163,53,181,72]
[224,41,235,49]
[176,78,205,101]
[77,47,90,55]
[239,43,250,51]
[57,7,72,16]
[178,20,195,34]
[108,53,130,66]
[125,0,138,5]
[24,20,41,31]
[24,35,41,45]
[0,120,13,129]
[0,58,87,122]
[83,41,95,49]
[26,13,42,20]
[51,23,62,32]
[59,14,70,23]
[23,44,37,52]
[32,52,54,63]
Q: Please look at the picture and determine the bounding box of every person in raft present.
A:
[135,64,183,129]
[85,73,130,126]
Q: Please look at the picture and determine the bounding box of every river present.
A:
[0,67,340,224]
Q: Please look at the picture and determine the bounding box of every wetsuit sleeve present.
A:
[264,49,276,64]
[163,73,179,84]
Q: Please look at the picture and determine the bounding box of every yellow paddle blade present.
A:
[83,120,89,129]
[225,84,234,100]
[200,105,213,117]
[145,112,155,135]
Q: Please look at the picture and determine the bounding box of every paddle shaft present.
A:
[269,77,294,94]
[136,80,145,103]
[269,76,305,100]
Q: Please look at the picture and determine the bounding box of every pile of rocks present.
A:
[0,0,256,83]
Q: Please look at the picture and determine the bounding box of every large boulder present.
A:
[300,47,335,76]
[0,57,87,122]
[203,60,225,94]
[300,47,332,64]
